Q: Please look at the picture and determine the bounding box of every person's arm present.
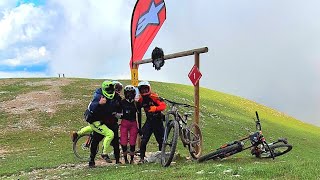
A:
[115,94,122,113]
[148,93,166,112]
[137,102,142,129]
[88,91,103,113]
[136,102,142,135]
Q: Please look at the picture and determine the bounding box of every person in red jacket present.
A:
[137,81,166,163]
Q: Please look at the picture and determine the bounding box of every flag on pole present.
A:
[130,0,166,68]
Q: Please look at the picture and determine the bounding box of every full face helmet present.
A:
[138,81,151,96]
[124,85,136,102]
[113,81,123,94]
[101,80,115,99]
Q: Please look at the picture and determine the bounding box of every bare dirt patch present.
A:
[0,148,9,156]
[1,152,174,179]
[7,118,42,130]
[0,79,76,115]
[0,79,21,86]
[0,78,78,132]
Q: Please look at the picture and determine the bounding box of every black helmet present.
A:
[124,85,136,102]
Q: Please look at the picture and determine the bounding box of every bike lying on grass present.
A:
[198,111,292,162]
[160,97,203,167]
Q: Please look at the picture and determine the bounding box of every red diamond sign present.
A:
[188,65,202,86]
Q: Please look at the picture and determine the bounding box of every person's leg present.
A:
[140,119,153,161]
[120,120,130,163]
[90,121,114,155]
[129,145,135,164]
[121,144,129,164]
[128,120,138,164]
[108,122,121,164]
[152,116,165,151]
[89,131,104,167]
[120,120,129,147]
[78,125,93,135]
[128,121,138,147]
[71,125,93,142]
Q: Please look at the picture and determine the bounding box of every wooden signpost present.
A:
[132,47,208,125]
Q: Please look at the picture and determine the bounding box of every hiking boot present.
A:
[71,131,78,142]
[135,149,141,155]
[101,154,112,163]
[115,160,122,164]
[138,158,147,164]
[88,160,95,168]
[124,159,129,164]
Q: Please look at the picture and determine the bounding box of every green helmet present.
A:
[101,80,115,99]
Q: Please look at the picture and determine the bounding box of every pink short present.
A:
[120,119,138,146]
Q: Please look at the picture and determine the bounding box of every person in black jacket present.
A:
[72,80,118,167]
[137,81,166,163]
[120,85,142,164]
[103,81,123,164]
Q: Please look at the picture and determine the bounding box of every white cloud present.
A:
[0,46,49,66]
[0,3,55,50]
[0,0,15,12]
[47,0,133,78]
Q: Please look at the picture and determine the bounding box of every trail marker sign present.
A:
[188,65,202,86]
[131,68,139,86]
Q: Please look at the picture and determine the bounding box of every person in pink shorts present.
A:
[120,85,142,164]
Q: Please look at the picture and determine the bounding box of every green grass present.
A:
[0,78,319,180]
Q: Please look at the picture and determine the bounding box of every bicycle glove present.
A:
[148,106,157,112]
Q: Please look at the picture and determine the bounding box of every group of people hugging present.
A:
[72,80,166,167]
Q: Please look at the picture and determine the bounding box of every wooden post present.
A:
[132,47,208,151]
[131,64,139,87]
[194,52,200,154]
[133,47,208,65]
[194,52,200,125]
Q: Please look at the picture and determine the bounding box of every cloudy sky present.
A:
[0,0,319,126]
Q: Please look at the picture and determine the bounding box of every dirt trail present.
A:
[1,152,170,179]
[0,79,75,115]
[0,78,80,134]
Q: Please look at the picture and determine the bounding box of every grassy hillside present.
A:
[0,78,319,179]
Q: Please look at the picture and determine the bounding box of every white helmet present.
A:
[112,81,123,94]
[138,81,151,96]
[124,85,136,102]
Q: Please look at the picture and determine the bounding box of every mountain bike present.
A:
[73,132,97,161]
[160,97,203,167]
[198,111,292,162]
[73,124,132,162]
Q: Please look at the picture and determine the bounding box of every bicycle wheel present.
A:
[260,143,292,158]
[73,134,94,161]
[198,143,239,163]
[187,123,203,159]
[161,119,179,167]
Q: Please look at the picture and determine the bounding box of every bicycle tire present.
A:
[260,143,292,158]
[187,123,203,159]
[198,143,239,163]
[73,134,95,161]
[161,119,179,167]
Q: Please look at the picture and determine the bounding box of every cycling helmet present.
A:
[113,81,123,94]
[138,81,151,96]
[101,80,115,99]
[124,85,136,102]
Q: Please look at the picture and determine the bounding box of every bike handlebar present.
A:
[255,111,262,131]
[160,97,195,108]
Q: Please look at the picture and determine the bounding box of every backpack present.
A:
[84,109,94,123]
